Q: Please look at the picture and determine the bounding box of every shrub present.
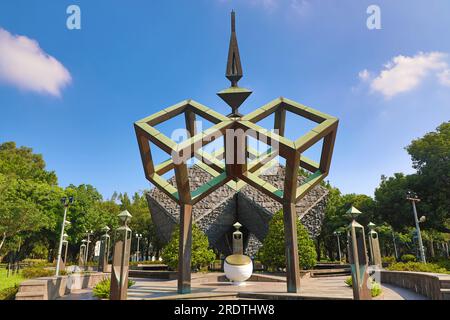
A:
[22,259,49,267]
[344,276,352,287]
[0,285,19,300]
[258,210,317,270]
[129,260,165,267]
[382,256,396,264]
[344,276,382,297]
[22,267,54,279]
[371,281,382,297]
[387,262,450,274]
[92,278,135,299]
[400,254,417,262]
[161,224,215,271]
[433,258,450,271]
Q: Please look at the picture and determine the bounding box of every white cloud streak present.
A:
[360,52,450,99]
[0,28,71,97]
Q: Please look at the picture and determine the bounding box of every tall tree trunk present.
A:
[0,232,6,252]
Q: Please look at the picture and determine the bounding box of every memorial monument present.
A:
[223,222,253,285]
[135,11,338,294]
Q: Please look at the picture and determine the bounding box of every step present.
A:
[15,292,46,300]
[311,268,350,274]
[18,284,46,293]
[441,289,450,300]
[314,264,350,270]
[440,280,450,289]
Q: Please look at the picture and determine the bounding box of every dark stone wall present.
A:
[145,164,328,256]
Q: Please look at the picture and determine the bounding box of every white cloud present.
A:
[360,52,450,99]
[0,28,71,97]
[438,69,450,87]
[290,0,311,16]
[358,69,371,82]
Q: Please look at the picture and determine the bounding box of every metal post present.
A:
[136,235,141,262]
[336,233,342,262]
[411,200,426,263]
[55,202,68,276]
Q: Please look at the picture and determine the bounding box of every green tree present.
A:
[0,142,57,185]
[161,224,215,271]
[406,121,450,232]
[258,210,317,270]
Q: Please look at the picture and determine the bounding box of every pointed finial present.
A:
[231,10,236,32]
[226,10,243,87]
[218,11,252,118]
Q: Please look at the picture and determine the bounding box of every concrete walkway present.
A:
[57,273,428,300]
[126,273,428,300]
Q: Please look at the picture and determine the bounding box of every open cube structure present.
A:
[134,11,338,294]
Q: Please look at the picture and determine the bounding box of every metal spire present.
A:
[218,11,252,118]
[226,10,243,87]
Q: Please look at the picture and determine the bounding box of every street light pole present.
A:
[333,231,342,262]
[55,196,73,276]
[136,234,142,262]
[407,191,426,263]
[85,230,93,263]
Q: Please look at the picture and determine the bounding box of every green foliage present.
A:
[22,259,49,267]
[344,276,381,297]
[381,256,397,264]
[22,267,54,279]
[387,262,450,274]
[371,281,382,297]
[258,210,317,270]
[400,254,417,263]
[433,258,450,271]
[0,142,57,185]
[0,268,24,291]
[92,277,135,299]
[129,260,165,266]
[344,276,352,287]
[406,122,450,231]
[0,285,19,300]
[161,224,215,271]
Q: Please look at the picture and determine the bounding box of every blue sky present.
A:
[1,0,449,198]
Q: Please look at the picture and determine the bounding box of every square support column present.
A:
[174,163,193,294]
[177,203,193,294]
[282,151,301,293]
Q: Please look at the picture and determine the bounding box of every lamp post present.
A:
[135,233,142,262]
[56,196,73,276]
[62,232,69,266]
[333,230,342,263]
[110,210,132,300]
[79,239,87,266]
[85,230,93,263]
[406,191,426,263]
[149,242,153,261]
[99,226,110,272]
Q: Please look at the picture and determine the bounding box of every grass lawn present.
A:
[0,268,24,290]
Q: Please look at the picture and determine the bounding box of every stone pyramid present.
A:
[145,164,328,257]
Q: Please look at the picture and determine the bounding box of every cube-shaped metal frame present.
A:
[134,99,236,205]
[135,97,338,206]
[236,97,338,203]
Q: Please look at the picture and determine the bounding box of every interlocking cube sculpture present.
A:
[134,11,338,294]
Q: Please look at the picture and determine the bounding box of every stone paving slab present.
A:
[56,273,429,300]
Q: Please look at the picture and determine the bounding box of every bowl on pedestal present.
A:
[224,254,253,285]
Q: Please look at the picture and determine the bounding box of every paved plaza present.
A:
[58,273,428,300]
